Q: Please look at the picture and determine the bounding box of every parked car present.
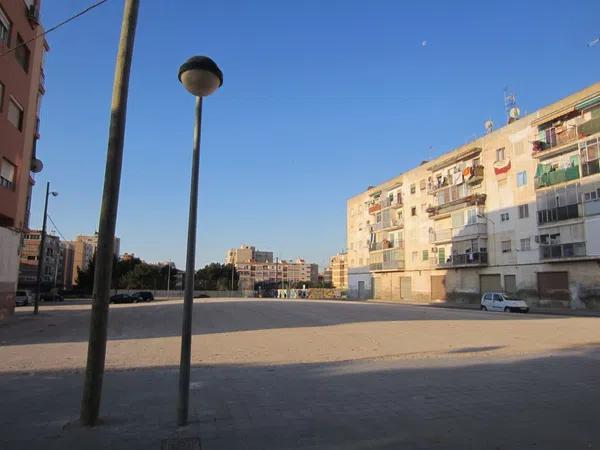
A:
[133,291,154,302]
[109,293,137,304]
[481,292,529,313]
[15,290,32,307]
[41,292,64,302]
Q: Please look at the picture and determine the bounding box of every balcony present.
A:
[532,127,578,156]
[540,242,586,260]
[466,165,485,184]
[427,193,486,217]
[0,177,16,191]
[429,228,452,243]
[537,204,581,225]
[380,196,403,209]
[369,259,405,271]
[368,203,382,214]
[437,252,488,268]
[381,217,404,231]
[369,240,404,252]
[581,159,600,177]
[535,166,580,189]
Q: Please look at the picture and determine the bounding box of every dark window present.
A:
[518,204,529,219]
[411,207,416,216]
[14,34,30,73]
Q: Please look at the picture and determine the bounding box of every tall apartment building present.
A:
[0,0,47,318]
[347,82,600,309]
[65,233,120,288]
[226,245,318,289]
[18,229,60,289]
[329,252,348,289]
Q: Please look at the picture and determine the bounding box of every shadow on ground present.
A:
[1,343,599,450]
[0,299,560,346]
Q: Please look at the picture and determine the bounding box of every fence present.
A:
[112,289,252,298]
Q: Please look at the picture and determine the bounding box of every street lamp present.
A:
[34,182,58,315]
[177,55,223,427]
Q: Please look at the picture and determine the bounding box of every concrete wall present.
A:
[112,289,252,298]
[347,268,372,299]
[0,227,20,319]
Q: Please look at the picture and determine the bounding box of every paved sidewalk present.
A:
[1,299,599,449]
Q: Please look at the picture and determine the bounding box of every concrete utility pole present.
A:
[33,182,50,314]
[80,0,139,426]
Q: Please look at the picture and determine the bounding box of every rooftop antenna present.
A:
[504,87,520,124]
[484,119,494,134]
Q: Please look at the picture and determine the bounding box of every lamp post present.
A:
[177,55,223,426]
[34,182,58,315]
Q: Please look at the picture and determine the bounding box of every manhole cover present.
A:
[161,437,201,450]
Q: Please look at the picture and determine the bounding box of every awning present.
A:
[428,147,482,172]
[531,105,576,127]
[576,94,600,111]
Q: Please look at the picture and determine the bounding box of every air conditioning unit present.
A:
[431,247,438,253]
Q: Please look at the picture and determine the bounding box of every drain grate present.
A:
[161,437,201,450]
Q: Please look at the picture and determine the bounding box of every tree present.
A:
[195,263,238,290]
[119,262,161,289]
[75,252,97,294]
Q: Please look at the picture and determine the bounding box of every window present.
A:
[517,171,527,187]
[422,250,429,261]
[438,247,445,264]
[584,191,598,201]
[410,184,416,194]
[496,147,505,161]
[0,81,4,111]
[518,204,529,219]
[501,240,512,253]
[411,206,417,216]
[0,7,10,47]
[501,212,510,222]
[520,238,531,251]
[27,255,36,260]
[7,97,24,130]
[467,209,477,225]
[14,34,30,73]
[411,251,418,262]
[0,158,16,189]
[452,211,465,227]
[419,179,426,190]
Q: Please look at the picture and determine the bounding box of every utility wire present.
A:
[0,0,109,57]
[47,214,68,242]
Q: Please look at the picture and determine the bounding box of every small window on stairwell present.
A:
[411,207,417,216]
[496,147,505,162]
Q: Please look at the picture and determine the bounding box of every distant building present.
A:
[321,268,333,285]
[63,233,120,288]
[329,253,348,289]
[60,241,74,289]
[0,0,48,318]
[226,245,318,289]
[18,230,61,290]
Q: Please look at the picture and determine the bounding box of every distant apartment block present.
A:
[0,0,47,318]
[329,253,348,289]
[225,245,318,290]
[347,82,600,308]
[18,230,61,289]
[64,233,120,288]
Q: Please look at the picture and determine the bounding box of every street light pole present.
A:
[176,56,223,426]
[80,0,139,427]
[34,181,54,314]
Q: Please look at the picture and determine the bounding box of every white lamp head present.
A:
[178,56,223,97]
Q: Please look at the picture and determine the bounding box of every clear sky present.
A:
[31,0,600,270]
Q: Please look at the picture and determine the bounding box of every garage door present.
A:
[480,274,502,294]
[373,277,382,299]
[431,275,446,300]
[400,277,411,300]
[538,271,569,300]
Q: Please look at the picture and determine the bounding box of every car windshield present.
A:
[502,294,520,301]
[16,291,26,296]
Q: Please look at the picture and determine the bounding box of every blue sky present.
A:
[32,0,600,270]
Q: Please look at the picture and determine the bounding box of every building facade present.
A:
[226,245,318,289]
[0,0,46,318]
[347,82,600,309]
[18,229,60,289]
[63,233,121,288]
[329,252,348,289]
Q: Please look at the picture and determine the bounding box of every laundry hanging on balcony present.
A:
[493,159,511,175]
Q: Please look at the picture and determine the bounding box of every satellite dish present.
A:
[509,106,521,120]
[484,120,494,133]
[30,158,43,173]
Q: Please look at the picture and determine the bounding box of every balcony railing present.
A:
[581,159,600,177]
[429,228,452,243]
[380,196,403,209]
[537,204,581,224]
[0,176,15,191]
[532,127,578,154]
[540,242,586,260]
[437,252,488,267]
[369,240,404,252]
[535,166,580,189]
[369,259,405,271]
[381,217,404,230]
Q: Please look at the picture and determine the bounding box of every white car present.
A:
[481,292,529,313]
[15,290,32,307]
